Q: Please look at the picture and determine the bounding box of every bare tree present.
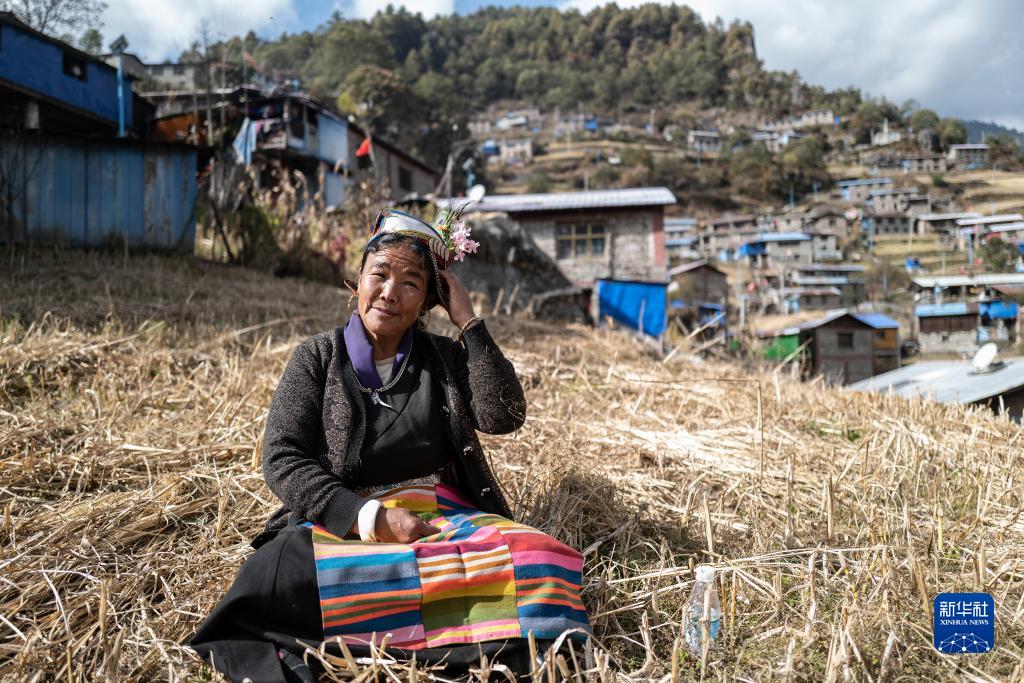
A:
[0,0,106,39]
[0,106,42,242]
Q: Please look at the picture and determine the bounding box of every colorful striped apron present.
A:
[307,483,590,649]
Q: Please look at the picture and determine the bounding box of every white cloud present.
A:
[102,0,297,62]
[348,0,455,20]
[563,0,1024,130]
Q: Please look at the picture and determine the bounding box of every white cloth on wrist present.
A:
[357,499,382,542]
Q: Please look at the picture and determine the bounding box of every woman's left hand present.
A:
[439,271,477,329]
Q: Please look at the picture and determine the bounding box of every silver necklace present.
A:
[356,340,413,410]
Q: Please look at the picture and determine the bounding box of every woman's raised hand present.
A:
[439,270,476,329]
[373,507,437,543]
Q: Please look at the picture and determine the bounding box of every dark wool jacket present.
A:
[255,321,525,546]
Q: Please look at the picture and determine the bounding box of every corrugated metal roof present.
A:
[794,264,868,270]
[851,312,900,329]
[754,232,812,243]
[849,359,1024,404]
[917,212,981,221]
[916,302,972,317]
[955,214,1023,226]
[838,177,893,187]
[914,274,1024,288]
[792,275,852,286]
[797,309,850,329]
[445,187,676,213]
[665,217,698,226]
[785,287,842,297]
[984,222,1024,233]
[668,260,724,276]
[869,187,919,196]
[950,144,990,150]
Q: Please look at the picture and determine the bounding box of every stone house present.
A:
[947,144,990,168]
[741,232,838,268]
[698,214,759,258]
[916,212,981,241]
[792,264,866,306]
[870,212,913,235]
[687,130,722,155]
[453,187,676,286]
[915,302,979,354]
[868,187,919,213]
[837,177,894,204]
[499,138,534,164]
[783,287,842,311]
[903,155,947,174]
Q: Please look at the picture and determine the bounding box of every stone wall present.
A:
[518,209,664,284]
[453,214,574,314]
[919,330,976,355]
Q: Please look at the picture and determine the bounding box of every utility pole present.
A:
[109,34,129,138]
[219,37,226,131]
[201,22,214,146]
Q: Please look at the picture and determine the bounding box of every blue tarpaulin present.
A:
[739,242,766,256]
[597,280,668,337]
[980,300,1018,320]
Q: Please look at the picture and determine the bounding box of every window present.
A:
[837,332,854,349]
[63,51,86,81]
[398,166,412,192]
[173,64,186,75]
[555,223,606,260]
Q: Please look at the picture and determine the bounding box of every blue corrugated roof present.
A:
[851,312,900,329]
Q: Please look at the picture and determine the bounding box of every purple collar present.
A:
[343,314,413,390]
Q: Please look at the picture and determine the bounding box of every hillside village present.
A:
[445,101,1024,409]
[4,3,1024,681]
[5,3,1024,419]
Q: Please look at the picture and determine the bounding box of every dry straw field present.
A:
[2,248,1023,681]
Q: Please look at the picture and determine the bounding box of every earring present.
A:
[348,295,358,314]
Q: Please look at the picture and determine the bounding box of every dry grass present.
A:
[2,247,1024,681]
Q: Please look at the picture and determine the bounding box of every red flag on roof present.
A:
[356,137,371,157]
[243,51,263,73]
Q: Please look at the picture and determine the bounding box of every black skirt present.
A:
[189,526,535,683]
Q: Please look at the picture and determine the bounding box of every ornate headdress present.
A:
[366,206,480,307]
[370,205,479,270]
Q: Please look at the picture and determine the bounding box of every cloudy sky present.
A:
[100,0,1023,130]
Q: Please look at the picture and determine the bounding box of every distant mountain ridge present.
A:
[964,120,1024,145]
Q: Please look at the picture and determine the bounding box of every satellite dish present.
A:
[466,184,486,203]
[972,343,998,372]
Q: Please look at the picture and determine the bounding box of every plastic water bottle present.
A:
[685,565,721,655]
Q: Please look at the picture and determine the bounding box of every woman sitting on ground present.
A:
[190,208,590,682]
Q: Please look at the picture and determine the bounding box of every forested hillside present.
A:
[203,4,865,166]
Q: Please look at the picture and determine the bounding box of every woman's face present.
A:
[357,243,430,341]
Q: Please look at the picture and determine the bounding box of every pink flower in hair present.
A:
[451,221,480,262]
